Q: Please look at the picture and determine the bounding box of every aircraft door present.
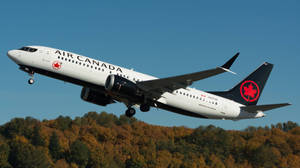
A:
[41,49,51,64]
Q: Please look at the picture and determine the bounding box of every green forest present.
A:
[0,111,299,168]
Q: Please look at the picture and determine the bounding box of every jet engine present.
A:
[105,75,142,100]
[80,87,114,106]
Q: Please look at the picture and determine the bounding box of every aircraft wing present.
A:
[240,103,291,113]
[136,53,239,98]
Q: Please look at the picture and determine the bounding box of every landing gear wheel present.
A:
[140,104,150,112]
[125,108,136,117]
[27,70,35,85]
[28,78,34,85]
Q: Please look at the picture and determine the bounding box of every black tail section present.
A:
[209,62,273,105]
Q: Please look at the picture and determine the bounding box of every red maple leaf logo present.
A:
[240,80,260,102]
[52,61,61,70]
[243,84,257,98]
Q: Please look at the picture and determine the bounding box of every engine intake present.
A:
[105,75,142,99]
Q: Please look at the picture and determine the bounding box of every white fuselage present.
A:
[7,46,264,120]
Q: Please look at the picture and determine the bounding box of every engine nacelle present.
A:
[80,87,114,106]
[105,75,142,99]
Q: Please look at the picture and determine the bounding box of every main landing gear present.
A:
[125,104,150,118]
[140,104,150,112]
[125,107,136,118]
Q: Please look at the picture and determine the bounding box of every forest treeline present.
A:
[0,112,299,168]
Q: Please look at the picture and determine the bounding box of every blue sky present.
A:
[1,1,299,129]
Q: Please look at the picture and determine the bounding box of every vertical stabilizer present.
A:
[209,62,273,105]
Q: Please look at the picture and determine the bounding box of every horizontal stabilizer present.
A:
[241,103,291,113]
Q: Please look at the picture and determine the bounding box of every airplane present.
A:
[7,46,290,120]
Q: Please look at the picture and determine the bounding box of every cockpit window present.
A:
[18,47,38,52]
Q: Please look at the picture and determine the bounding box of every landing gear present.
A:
[125,108,136,117]
[27,70,35,85]
[28,78,34,84]
[140,104,150,112]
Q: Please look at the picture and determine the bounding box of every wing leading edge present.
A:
[136,53,239,98]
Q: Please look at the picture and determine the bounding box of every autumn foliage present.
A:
[0,111,299,168]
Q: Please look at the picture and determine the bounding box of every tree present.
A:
[55,116,72,131]
[0,143,12,168]
[96,112,118,127]
[32,126,45,146]
[125,158,145,168]
[0,113,299,168]
[2,118,36,138]
[117,115,137,125]
[49,132,63,161]
[69,140,90,168]
[251,145,279,168]
[283,121,298,132]
[208,154,225,168]
[8,140,52,168]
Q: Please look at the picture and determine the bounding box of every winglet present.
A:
[221,52,239,69]
[219,67,237,74]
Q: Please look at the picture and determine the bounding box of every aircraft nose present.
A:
[7,50,20,63]
[7,50,16,59]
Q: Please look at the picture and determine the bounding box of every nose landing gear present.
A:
[20,66,35,85]
[28,78,34,84]
[28,71,35,85]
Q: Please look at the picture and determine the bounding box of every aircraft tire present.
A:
[28,78,34,85]
[140,104,150,112]
[125,108,136,117]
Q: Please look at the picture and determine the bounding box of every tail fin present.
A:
[209,62,273,105]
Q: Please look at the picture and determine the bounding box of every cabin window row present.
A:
[175,91,218,105]
[58,56,105,72]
